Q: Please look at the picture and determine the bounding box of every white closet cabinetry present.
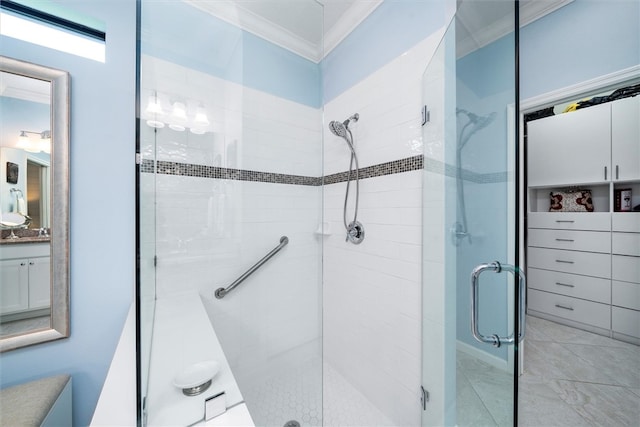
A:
[527,95,640,345]
[528,102,610,187]
[611,214,640,342]
[612,96,640,181]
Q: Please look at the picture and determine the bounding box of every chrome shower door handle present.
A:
[470,261,526,348]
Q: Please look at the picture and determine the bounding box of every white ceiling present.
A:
[186,0,383,62]
[0,71,50,104]
[188,0,573,63]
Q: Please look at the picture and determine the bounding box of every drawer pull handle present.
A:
[555,238,575,242]
[555,260,574,264]
[555,282,575,288]
[616,165,619,180]
[555,304,574,311]
[555,220,575,223]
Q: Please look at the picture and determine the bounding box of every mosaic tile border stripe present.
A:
[155,160,321,186]
[323,155,423,185]
[141,155,508,185]
[141,156,424,186]
[424,157,510,184]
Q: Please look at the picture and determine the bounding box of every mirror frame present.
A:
[0,56,70,352]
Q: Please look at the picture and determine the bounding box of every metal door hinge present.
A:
[421,105,430,126]
[136,153,142,165]
[154,255,158,267]
[421,386,429,410]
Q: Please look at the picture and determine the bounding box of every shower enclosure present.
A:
[421,1,521,425]
[137,1,521,426]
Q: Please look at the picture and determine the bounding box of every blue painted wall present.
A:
[521,0,640,100]
[453,31,517,361]
[0,0,136,425]
[322,0,447,103]
[141,0,321,108]
[0,97,50,144]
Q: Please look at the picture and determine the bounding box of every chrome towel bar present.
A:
[215,236,289,299]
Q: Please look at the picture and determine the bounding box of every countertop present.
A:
[0,229,50,245]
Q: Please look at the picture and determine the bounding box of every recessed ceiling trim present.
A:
[186,0,321,62]
[323,0,383,57]
[457,0,574,58]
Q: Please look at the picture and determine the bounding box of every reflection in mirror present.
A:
[0,56,69,352]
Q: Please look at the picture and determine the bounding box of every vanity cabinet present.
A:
[0,243,50,316]
[527,95,640,344]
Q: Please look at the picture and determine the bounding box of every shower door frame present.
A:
[420,1,522,425]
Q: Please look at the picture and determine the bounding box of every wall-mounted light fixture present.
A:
[17,130,51,153]
[144,91,211,135]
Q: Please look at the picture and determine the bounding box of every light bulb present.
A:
[194,107,210,127]
[16,131,31,150]
[146,95,164,115]
[40,131,51,154]
[171,102,187,121]
[146,120,165,129]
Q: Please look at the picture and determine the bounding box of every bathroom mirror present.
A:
[0,56,69,352]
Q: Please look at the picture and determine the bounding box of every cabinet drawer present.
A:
[612,232,640,256]
[527,212,610,231]
[528,289,610,329]
[612,280,640,310]
[527,268,611,303]
[612,306,640,339]
[612,255,640,284]
[528,247,611,279]
[528,229,610,253]
[612,213,640,232]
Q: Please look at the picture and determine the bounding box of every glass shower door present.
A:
[421,1,521,425]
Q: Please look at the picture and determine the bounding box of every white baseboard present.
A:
[456,339,509,372]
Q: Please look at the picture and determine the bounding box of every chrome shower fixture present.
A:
[452,108,496,246]
[328,113,364,244]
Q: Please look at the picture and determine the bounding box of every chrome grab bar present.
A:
[215,236,289,299]
[471,261,526,348]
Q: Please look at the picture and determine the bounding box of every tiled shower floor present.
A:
[241,357,393,427]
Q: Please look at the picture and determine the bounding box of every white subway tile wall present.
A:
[323,31,443,426]
[144,55,324,388]
[143,24,447,426]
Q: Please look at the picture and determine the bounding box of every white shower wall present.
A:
[144,55,323,378]
[322,30,444,426]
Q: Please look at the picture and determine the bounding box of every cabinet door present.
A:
[528,102,611,186]
[0,259,29,314]
[612,96,640,181]
[28,257,51,309]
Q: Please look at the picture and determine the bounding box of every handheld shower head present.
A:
[329,120,347,138]
[472,112,496,132]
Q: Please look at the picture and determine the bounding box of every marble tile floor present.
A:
[519,315,640,427]
[457,315,640,427]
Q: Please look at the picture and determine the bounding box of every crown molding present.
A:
[457,0,574,58]
[323,0,383,57]
[521,65,640,113]
[186,0,322,62]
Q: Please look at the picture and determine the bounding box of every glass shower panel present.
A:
[422,1,519,425]
[138,1,323,425]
